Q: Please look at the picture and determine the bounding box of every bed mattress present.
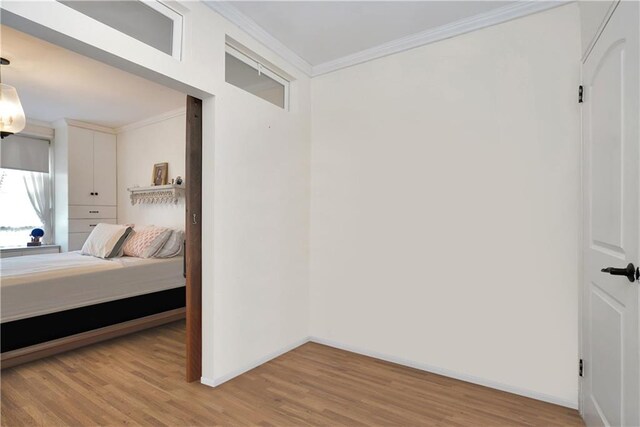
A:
[0,251,185,323]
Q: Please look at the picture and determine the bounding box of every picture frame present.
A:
[152,162,169,186]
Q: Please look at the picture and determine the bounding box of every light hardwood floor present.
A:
[1,321,584,426]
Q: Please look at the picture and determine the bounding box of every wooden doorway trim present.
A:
[185,95,203,382]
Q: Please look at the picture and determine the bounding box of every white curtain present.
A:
[23,171,52,244]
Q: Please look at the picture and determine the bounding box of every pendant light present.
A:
[0,57,26,139]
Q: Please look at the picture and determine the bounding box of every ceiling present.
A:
[228,1,511,65]
[0,25,185,129]
[209,1,564,75]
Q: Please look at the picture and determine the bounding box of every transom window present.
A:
[225,44,290,110]
[59,0,183,60]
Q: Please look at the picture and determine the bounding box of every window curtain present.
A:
[23,172,52,244]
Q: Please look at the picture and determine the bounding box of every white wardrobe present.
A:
[54,120,117,251]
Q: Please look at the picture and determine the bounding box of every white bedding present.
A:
[0,251,185,323]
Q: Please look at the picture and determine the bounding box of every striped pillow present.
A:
[122,226,172,258]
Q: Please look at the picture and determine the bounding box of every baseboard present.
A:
[309,336,578,410]
[201,336,309,388]
[201,335,577,410]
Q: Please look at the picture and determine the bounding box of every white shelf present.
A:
[127,184,185,205]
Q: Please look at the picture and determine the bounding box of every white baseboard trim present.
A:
[309,336,578,410]
[200,337,309,388]
[201,335,577,410]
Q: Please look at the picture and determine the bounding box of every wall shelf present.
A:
[127,184,185,205]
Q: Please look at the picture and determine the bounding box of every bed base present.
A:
[1,286,185,369]
[1,308,185,369]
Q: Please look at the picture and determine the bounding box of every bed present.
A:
[1,251,185,367]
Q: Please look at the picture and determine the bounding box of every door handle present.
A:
[192,213,198,225]
[601,263,638,283]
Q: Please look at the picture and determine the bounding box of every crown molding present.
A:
[312,1,572,76]
[115,107,186,134]
[61,119,116,134]
[20,119,55,140]
[204,1,314,76]
[204,1,572,78]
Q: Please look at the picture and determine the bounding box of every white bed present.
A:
[0,251,185,323]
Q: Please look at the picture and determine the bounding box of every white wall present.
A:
[6,1,585,408]
[1,0,311,384]
[116,111,186,230]
[309,4,581,407]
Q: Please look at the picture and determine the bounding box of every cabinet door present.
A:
[92,132,117,206]
[67,126,95,205]
[68,232,91,251]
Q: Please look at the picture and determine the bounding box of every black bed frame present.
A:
[1,287,185,353]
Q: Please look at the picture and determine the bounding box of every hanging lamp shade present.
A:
[0,83,26,135]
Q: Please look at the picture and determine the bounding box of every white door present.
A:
[582,2,640,426]
[92,131,117,206]
[67,126,94,205]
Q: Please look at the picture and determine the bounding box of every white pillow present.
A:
[81,224,132,259]
[155,229,184,258]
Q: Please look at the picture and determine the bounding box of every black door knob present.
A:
[601,263,638,283]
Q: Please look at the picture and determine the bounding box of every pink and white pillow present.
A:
[122,225,172,258]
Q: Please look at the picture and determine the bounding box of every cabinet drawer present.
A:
[69,218,116,233]
[69,205,117,219]
[69,232,91,251]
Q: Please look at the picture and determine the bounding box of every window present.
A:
[225,44,290,110]
[0,169,48,247]
[59,0,183,59]
[0,135,53,247]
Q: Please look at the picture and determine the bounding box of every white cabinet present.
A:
[68,205,117,219]
[68,126,95,205]
[54,120,118,252]
[92,131,117,206]
[69,218,117,233]
[67,125,117,206]
[68,232,91,251]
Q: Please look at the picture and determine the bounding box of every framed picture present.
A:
[152,162,168,186]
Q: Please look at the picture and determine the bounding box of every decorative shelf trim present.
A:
[127,184,185,205]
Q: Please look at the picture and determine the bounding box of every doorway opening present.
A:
[0,23,204,382]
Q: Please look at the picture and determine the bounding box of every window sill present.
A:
[0,245,61,258]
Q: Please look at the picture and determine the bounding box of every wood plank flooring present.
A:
[1,321,584,426]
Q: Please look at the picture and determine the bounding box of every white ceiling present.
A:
[209,1,565,75]
[227,1,512,65]
[0,25,185,129]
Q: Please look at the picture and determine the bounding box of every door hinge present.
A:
[579,358,584,377]
[578,85,584,103]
